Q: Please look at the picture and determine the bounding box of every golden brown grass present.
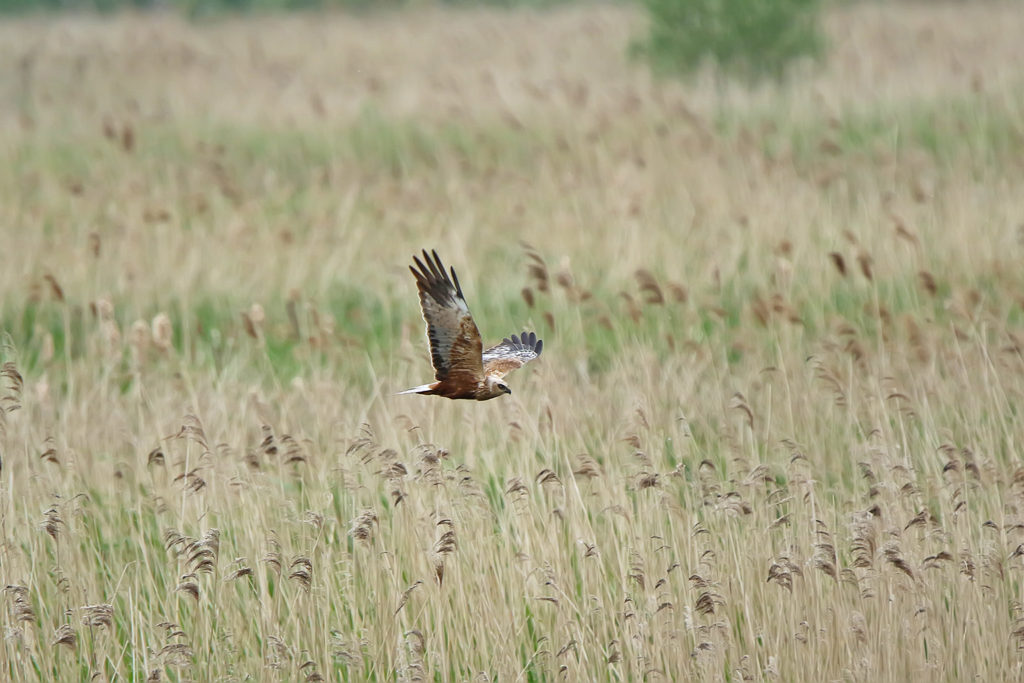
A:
[2,2,1024,681]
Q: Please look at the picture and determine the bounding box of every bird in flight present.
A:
[400,249,542,401]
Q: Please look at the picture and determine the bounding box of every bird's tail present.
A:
[396,382,438,396]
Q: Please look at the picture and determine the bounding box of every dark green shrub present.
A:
[632,0,827,83]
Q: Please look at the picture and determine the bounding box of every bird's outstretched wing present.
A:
[482,331,543,379]
[410,250,484,384]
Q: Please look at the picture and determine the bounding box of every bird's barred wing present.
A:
[410,250,484,383]
[482,331,543,379]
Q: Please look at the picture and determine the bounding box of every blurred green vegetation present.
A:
[714,91,1024,168]
[632,0,826,83]
[0,0,376,12]
[0,0,586,13]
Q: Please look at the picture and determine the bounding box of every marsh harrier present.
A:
[400,250,542,400]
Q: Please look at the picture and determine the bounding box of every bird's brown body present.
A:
[400,250,542,401]
[413,379,507,401]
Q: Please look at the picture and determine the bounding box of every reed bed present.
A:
[2,2,1024,680]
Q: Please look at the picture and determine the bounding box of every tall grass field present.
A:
[2,3,1024,680]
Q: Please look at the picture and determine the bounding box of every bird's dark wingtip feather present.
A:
[426,250,441,278]
[449,266,463,297]
[412,249,465,306]
[535,339,543,355]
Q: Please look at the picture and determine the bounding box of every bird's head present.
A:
[484,375,512,397]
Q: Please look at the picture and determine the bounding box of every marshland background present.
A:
[2,1,1024,680]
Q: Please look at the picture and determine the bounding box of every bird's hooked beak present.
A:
[502,386,512,395]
